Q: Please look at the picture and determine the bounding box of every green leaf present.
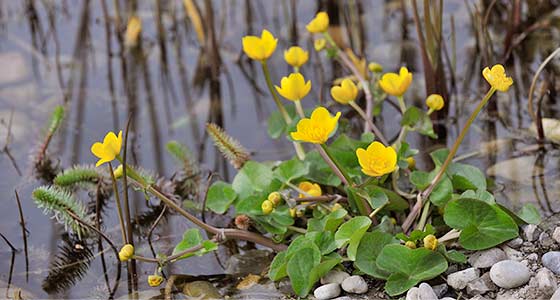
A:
[267,110,287,139]
[304,151,342,186]
[445,249,467,263]
[517,203,541,225]
[273,158,309,183]
[459,189,495,205]
[307,208,348,232]
[410,171,432,190]
[444,199,519,250]
[401,106,437,138]
[310,257,342,285]
[235,194,263,215]
[353,186,389,209]
[306,231,337,255]
[269,251,288,281]
[430,175,453,207]
[430,148,449,167]
[271,206,295,226]
[355,231,399,279]
[448,163,487,191]
[376,244,448,296]
[172,229,217,260]
[287,246,321,297]
[335,216,372,261]
[232,161,275,199]
[206,181,237,214]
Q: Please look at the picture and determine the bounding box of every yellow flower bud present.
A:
[125,16,142,48]
[405,241,416,249]
[423,234,438,251]
[356,142,398,177]
[284,46,309,68]
[332,203,342,211]
[306,12,329,33]
[291,107,340,144]
[378,67,413,97]
[268,192,282,206]
[314,38,326,51]
[289,208,297,218]
[296,209,305,217]
[148,274,164,287]
[113,164,124,179]
[261,200,274,215]
[242,29,278,62]
[368,62,383,73]
[426,94,444,111]
[119,244,134,262]
[390,217,397,225]
[331,78,358,105]
[482,64,513,92]
[406,157,416,170]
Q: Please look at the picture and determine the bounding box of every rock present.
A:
[432,283,448,298]
[522,224,539,242]
[314,283,341,300]
[526,253,539,262]
[231,281,282,299]
[447,267,479,290]
[236,274,261,290]
[552,287,560,300]
[440,298,456,300]
[534,267,557,296]
[332,297,353,300]
[553,227,560,244]
[506,238,523,249]
[341,275,368,294]
[540,232,555,248]
[468,248,507,268]
[405,283,438,300]
[321,270,350,285]
[224,249,272,275]
[489,260,531,289]
[501,245,524,261]
[542,251,560,274]
[468,296,490,300]
[466,272,497,295]
[183,281,221,299]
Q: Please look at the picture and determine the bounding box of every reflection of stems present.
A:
[324,32,373,134]
[108,162,127,244]
[295,100,305,118]
[402,87,496,232]
[349,101,388,145]
[261,62,305,160]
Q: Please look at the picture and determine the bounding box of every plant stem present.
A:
[349,101,388,145]
[368,202,387,218]
[287,225,307,234]
[397,96,406,113]
[295,100,305,118]
[415,201,431,231]
[108,162,127,244]
[402,87,496,232]
[316,144,350,186]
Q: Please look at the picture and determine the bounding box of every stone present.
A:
[552,287,560,300]
[341,275,368,294]
[540,232,555,248]
[224,249,272,275]
[506,238,523,249]
[440,298,456,300]
[468,296,490,300]
[542,251,560,274]
[489,260,531,289]
[321,270,350,285]
[526,253,539,262]
[466,272,497,295]
[314,283,341,300]
[447,267,479,290]
[522,224,539,242]
[552,227,560,244]
[183,281,221,299]
[468,248,507,268]
[432,283,448,298]
[501,245,523,261]
[534,267,557,296]
[405,283,438,300]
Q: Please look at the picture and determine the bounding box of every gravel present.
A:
[489,260,531,289]
[542,251,560,274]
[447,267,479,290]
[341,275,368,294]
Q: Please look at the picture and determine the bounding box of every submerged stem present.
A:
[108,162,127,244]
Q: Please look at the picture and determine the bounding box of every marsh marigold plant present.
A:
[275,73,312,101]
[356,141,397,177]
[306,12,329,33]
[378,67,413,97]
[242,29,277,61]
[291,107,340,144]
[284,46,309,68]
[331,78,359,104]
[482,64,513,92]
[298,181,322,198]
[91,131,123,167]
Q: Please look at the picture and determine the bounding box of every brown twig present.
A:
[14,191,29,282]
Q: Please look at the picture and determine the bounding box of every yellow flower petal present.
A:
[275,73,311,101]
[482,64,513,92]
[356,141,397,177]
[306,12,329,33]
[291,107,340,144]
[378,67,413,97]
[284,46,309,68]
[91,131,123,167]
[331,79,358,104]
[241,30,277,61]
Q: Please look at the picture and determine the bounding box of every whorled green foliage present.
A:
[206,123,250,169]
[53,165,105,187]
[166,140,199,175]
[48,105,65,135]
[32,185,90,238]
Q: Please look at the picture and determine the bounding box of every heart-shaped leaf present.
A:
[206,181,237,214]
[354,230,399,279]
[232,161,275,199]
[335,216,372,261]
[286,246,321,297]
[273,158,309,183]
[444,198,518,250]
[376,244,448,296]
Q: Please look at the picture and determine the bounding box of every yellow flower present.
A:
[482,64,513,92]
[148,275,164,287]
[368,62,383,73]
[91,131,123,167]
[306,12,329,33]
[261,200,274,215]
[267,192,282,206]
[378,67,413,97]
[119,244,134,262]
[125,16,142,48]
[113,164,124,179]
[314,38,326,51]
[423,234,438,251]
[242,29,277,61]
[298,181,322,198]
[405,241,416,249]
[331,79,358,104]
[291,107,341,144]
[426,94,444,111]
[284,46,309,68]
[406,157,416,170]
[356,141,397,177]
[275,73,311,101]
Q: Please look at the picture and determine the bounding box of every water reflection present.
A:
[0,0,559,298]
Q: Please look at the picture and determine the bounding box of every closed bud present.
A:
[148,274,164,287]
[368,62,383,73]
[261,200,274,215]
[113,164,124,179]
[267,192,282,206]
[405,241,416,249]
[426,94,444,111]
[314,39,326,51]
[423,234,438,251]
[119,244,134,262]
[406,157,416,170]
